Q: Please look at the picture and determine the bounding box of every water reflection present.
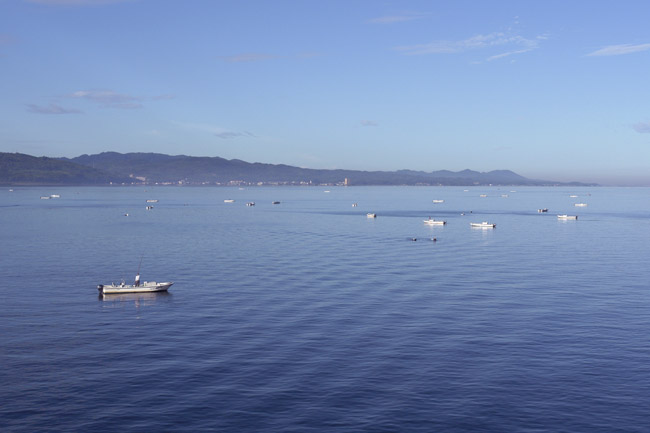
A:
[99,291,172,308]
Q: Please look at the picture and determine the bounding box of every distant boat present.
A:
[538,208,548,213]
[574,203,588,207]
[272,201,281,205]
[246,202,255,206]
[557,214,578,220]
[146,206,154,210]
[224,199,235,203]
[470,222,496,228]
[424,218,446,225]
[432,199,444,203]
[479,194,487,198]
[50,194,60,198]
[501,194,509,198]
[367,213,377,218]
[352,203,358,207]
[570,195,578,198]
[146,199,158,203]
[40,196,50,200]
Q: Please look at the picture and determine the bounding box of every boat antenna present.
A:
[135,254,144,287]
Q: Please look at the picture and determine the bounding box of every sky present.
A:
[2,0,650,185]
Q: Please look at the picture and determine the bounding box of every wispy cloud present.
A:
[173,121,254,139]
[27,103,82,114]
[215,131,255,139]
[395,32,544,61]
[632,121,650,133]
[587,43,650,57]
[369,12,428,24]
[361,120,378,127]
[69,90,142,109]
[220,53,276,63]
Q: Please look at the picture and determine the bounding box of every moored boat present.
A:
[367,213,377,218]
[424,218,446,225]
[538,208,548,213]
[470,221,496,228]
[432,199,444,203]
[574,203,588,207]
[557,214,578,220]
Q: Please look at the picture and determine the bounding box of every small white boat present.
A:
[432,199,444,203]
[470,222,496,228]
[50,194,60,198]
[367,213,377,218]
[98,281,173,294]
[538,208,548,213]
[501,194,509,198]
[224,199,235,203]
[574,203,588,207]
[558,214,578,220]
[569,195,578,198]
[352,203,358,207]
[424,218,446,225]
[146,199,158,203]
[479,194,487,198]
[40,196,50,200]
[246,202,255,206]
[146,205,154,210]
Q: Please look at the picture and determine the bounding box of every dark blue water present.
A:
[2,186,650,432]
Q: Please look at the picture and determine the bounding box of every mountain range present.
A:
[0,151,595,186]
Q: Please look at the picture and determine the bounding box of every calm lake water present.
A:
[2,186,650,432]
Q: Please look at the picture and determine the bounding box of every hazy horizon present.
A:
[2,1,650,186]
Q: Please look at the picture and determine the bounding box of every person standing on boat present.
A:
[134,273,140,287]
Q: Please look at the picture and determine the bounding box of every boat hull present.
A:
[98,282,173,294]
[424,220,446,225]
[470,222,496,228]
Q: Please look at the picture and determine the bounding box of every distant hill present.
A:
[0,151,595,186]
[64,151,590,186]
[0,152,126,185]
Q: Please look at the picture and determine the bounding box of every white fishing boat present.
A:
[574,203,588,207]
[98,280,173,294]
[246,202,255,206]
[557,214,578,220]
[146,199,158,203]
[470,222,496,228]
[432,199,444,203]
[98,257,173,294]
[367,213,377,218]
[352,203,358,207]
[224,199,235,203]
[50,194,60,198]
[424,218,446,225]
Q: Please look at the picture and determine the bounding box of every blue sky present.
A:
[2,0,650,185]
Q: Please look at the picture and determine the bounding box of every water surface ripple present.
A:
[1,186,650,432]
